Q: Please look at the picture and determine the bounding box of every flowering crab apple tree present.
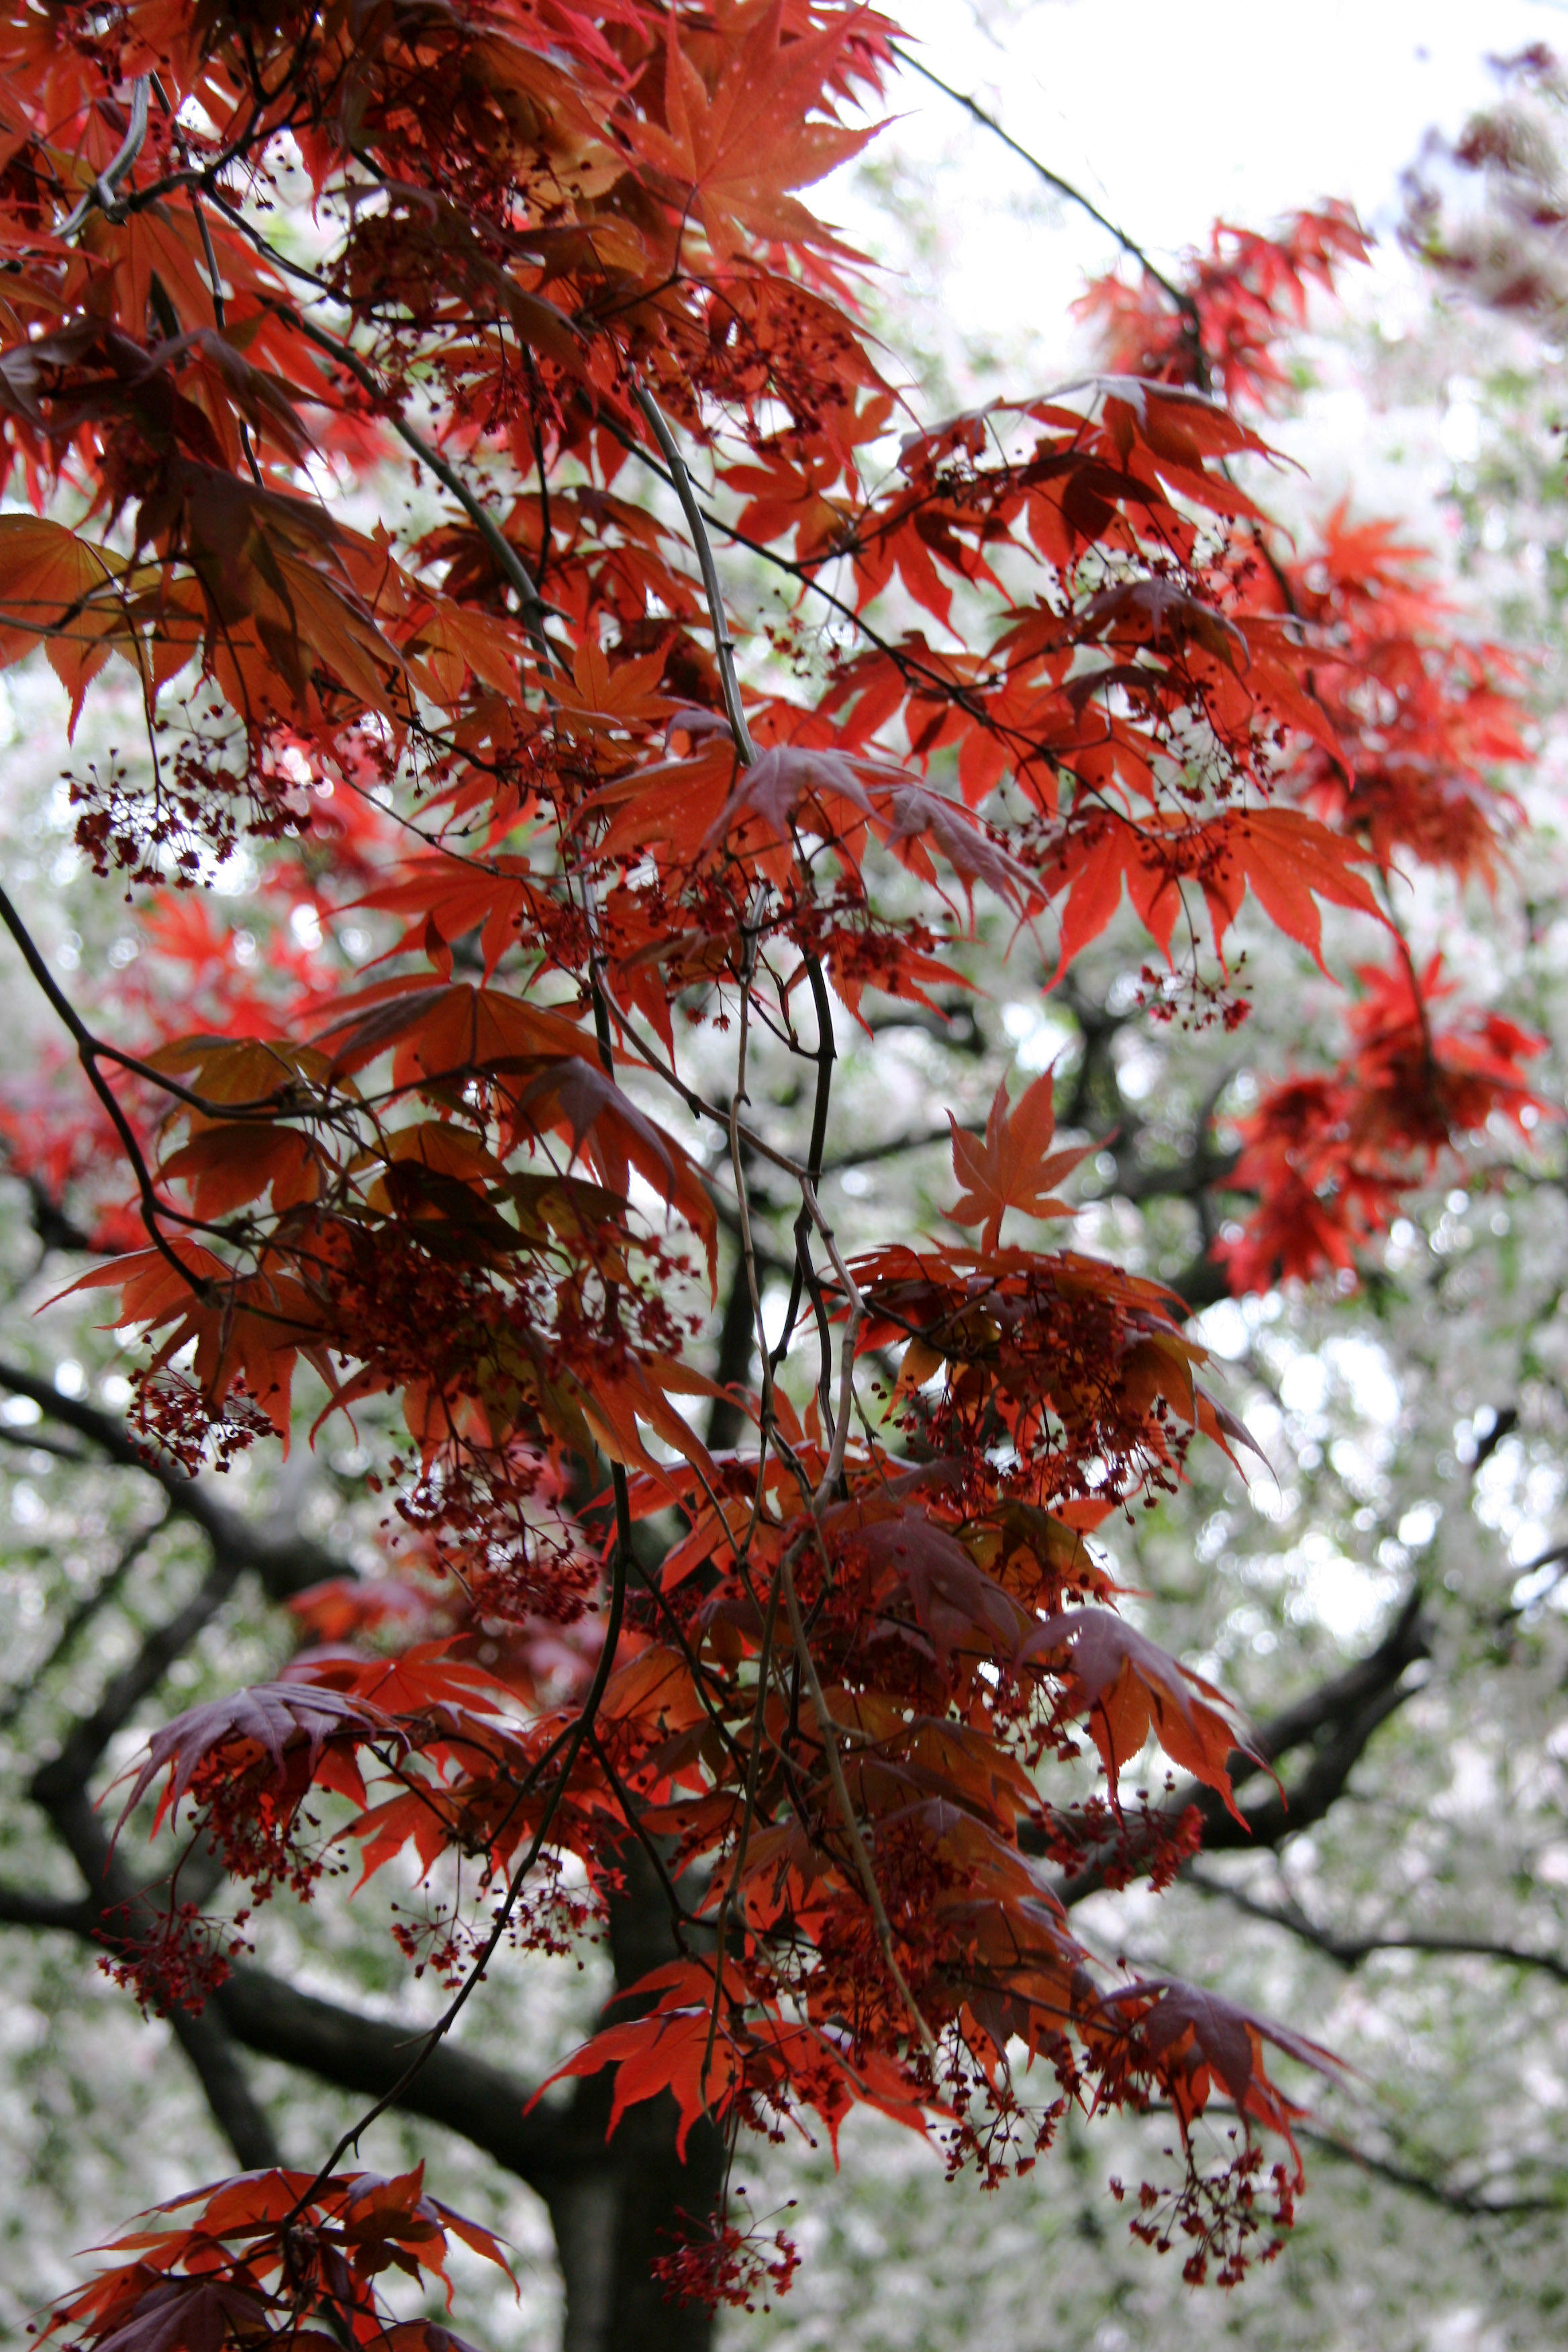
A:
[0,5,1547,2347]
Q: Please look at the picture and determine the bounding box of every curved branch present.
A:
[59,77,150,238]
[1042,1586,1432,1900]
[891,46,1200,328]
[30,1549,244,1806]
[216,1968,587,2196]
[0,1359,344,1601]
[0,1857,597,2202]
[634,386,756,763]
[0,1879,97,1934]
[38,1788,281,2173]
[285,310,557,660]
[1303,2126,1566,2220]
[1187,1871,1568,1988]
[0,887,205,1292]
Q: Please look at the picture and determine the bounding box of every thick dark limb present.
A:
[705,1232,764,1453]
[0,1881,97,1933]
[1038,1587,1432,1899]
[769,958,837,1383]
[551,1841,725,2352]
[1,1837,721,2352]
[1189,1585,1432,1855]
[0,1506,166,1734]
[1216,1594,1428,1834]
[215,1969,583,2190]
[31,1551,244,1806]
[0,886,209,1291]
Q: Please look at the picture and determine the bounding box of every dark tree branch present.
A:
[0,1879,97,1934]
[891,46,1202,330]
[861,998,985,1056]
[0,1859,600,2195]
[817,1122,953,1178]
[1303,2126,1565,2219]
[0,885,213,1292]
[1222,1584,1432,1783]
[0,1360,344,1600]
[0,1822,721,2351]
[0,1424,87,1463]
[769,957,837,1380]
[633,385,755,762]
[30,1549,244,1805]
[0,1508,168,1734]
[1041,1587,1432,1900]
[1187,1869,1568,1987]
[283,309,558,655]
[38,1787,283,2173]
[216,1968,585,2193]
[705,1229,764,1454]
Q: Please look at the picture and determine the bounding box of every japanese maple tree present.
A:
[0,6,1543,2347]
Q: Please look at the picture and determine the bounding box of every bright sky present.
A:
[834,0,1568,375]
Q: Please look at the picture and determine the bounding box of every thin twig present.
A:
[769,958,838,1385]
[891,47,1204,348]
[1185,1868,1568,1987]
[285,311,558,663]
[699,1558,783,2100]
[798,1176,865,1503]
[292,1530,629,2204]
[777,1541,936,2058]
[0,885,209,1297]
[185,187,265,487]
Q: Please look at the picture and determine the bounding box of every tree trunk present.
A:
[544,1841,725,2352]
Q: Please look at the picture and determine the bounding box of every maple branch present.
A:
[0,1881,97,1933]
[58,75,150,238]
[0,1874,694,2216]
[769,959,838,1387]
[701,1560,783,2098]
[817,1121,963,1179]
[294,1478,633,2205]
[1048,1587,1432,1898]
[0,886,207,1295]
[285,310,558,659]
[0,1360,344,1601]
[30,1549,246,1808]
[39,1786,283,2173]
[0,1422,85,1463]
[1186,1870,1568,1987]
[890,47,1205,361]
[634,387,756,763]
[705,1226,767,1452]
[589,973,816,1184]
[799,1173,865,1499]
[601,408,994,730]
[0,1508,167,1736]
[219,1966,597,2188]
[185,186,265,487]
[726,938,775,1459]
[1302,2126,1567,2220]
[0,1875,565,2179]
[777,1542,937,2057]
[1197,1585,1433,1848]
